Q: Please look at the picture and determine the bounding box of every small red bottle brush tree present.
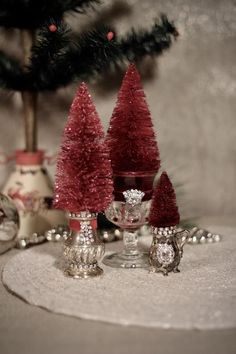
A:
[149,171,180,228]
[106,63,160,200]
[148,172,190,276]
[53,82,113,215]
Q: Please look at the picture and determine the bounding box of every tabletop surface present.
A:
[0,216,236,354]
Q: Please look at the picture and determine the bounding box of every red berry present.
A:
[49,24,57,32]
[107,31,114,41]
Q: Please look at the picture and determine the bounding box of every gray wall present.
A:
[0,0,236,220]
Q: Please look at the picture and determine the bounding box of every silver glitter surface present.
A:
[2,226,236,329]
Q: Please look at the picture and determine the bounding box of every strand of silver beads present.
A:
[154,226,177,237]
[15,225,221,249]
[186,226,221,244]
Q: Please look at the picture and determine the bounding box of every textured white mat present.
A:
[2,226,236,329]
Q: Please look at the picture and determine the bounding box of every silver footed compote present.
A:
[103,189,150,268]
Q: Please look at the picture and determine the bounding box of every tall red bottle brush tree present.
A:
[53,82,113,213]
[149,171,180,227]
[106,63,160,174]
[106,63,161,201]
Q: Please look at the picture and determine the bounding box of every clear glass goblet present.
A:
[102,189,151,268]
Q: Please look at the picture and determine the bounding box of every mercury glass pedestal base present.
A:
[103,251,149,269]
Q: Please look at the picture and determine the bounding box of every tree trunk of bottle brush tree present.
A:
[20,29,37,152]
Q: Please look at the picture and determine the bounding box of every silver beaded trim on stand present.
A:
[152,226,177,237]
[67,211,97,219]
[79,221,94,245]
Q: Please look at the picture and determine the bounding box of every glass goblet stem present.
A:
[122,229,139,256]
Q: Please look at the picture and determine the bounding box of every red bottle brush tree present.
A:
[106,63,160,174]
[53,82,113,213]
[149,171,180,227]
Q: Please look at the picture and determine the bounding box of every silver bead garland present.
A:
[15,224,221,249]
[185,226,221,245]
[16,225,69,249]
[15,225,123,249]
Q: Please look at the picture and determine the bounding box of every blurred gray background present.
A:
[0,0,235,221]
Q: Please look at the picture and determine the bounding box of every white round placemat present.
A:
[2,226,236,329]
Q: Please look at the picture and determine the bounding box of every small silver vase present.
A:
[149,226,189,276]
[63,212,105,278]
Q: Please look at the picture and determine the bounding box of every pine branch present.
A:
[28,25,121,90]
[0,16,178,91]
[28,21,71,90]
[26,16,177,91]
[0,0,99,28]
[69,27,121,78]
[0,51,26,90]
[120,15,178,61]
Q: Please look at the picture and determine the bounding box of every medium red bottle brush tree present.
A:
[106,63,160,174]
[53,82,113,213]
[149,171,180,227]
